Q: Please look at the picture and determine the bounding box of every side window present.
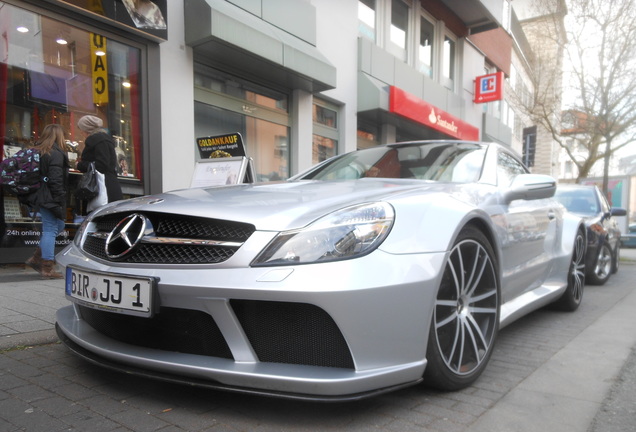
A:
[497,152,527,187]
[597,189,610,213]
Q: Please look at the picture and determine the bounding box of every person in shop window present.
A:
[24,124,69,279]
[76,115,123,204]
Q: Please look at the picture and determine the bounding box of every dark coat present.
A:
[28,144,69,220]
[77,131,123,202]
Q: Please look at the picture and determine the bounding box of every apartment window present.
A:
[442,35,456,89]
[509,64,517,90]
[418,16,434,76]
[362,0,460,93]
[312,99,339,164]
[390,0,409,49]
[358,0,376,41]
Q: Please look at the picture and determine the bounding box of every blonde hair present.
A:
[36,124,66,155]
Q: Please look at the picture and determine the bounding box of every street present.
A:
[1,260,635,431]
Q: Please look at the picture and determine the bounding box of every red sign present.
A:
[389,86,480,141]
[474,72,504,104]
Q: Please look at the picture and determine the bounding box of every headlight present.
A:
[73,216,92,247]
[252,202,394,266]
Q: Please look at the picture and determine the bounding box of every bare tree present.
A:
[515,0,636,192]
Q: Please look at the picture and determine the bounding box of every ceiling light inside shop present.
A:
[122,80,131,88]
[56,36,68,45]
[95,50,106,56]
[16,26,29,33]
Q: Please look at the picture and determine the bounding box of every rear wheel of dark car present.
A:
[552,228,585,311]
[424,226,500,391]
[587,242,612,285]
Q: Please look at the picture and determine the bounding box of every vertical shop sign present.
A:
[474,72,504,104]
[90,33,109,105]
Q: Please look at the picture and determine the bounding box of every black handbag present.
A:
[75,162,99,200]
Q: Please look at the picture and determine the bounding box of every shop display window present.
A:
[0,2,143,251]
[312,99,339,164]
[194,67,290,182]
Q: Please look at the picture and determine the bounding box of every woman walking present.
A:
[24,124,69,279]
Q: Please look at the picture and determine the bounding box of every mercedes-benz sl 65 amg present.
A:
[55,141,586,401]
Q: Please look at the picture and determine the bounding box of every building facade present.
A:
[0,0,529,263]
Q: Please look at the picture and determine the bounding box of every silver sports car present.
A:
[56,141,586,401]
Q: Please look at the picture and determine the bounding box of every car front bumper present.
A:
[55,245,447,400]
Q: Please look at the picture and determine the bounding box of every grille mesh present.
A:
[82,212,255,264]
[78,301,354,370]
[231,300,355,369]
[79,306,234,359]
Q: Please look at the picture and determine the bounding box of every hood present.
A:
[97,179,452,231]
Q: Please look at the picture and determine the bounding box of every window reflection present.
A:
[194,102,289,181]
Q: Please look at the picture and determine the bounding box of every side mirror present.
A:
[503,174,556,204]
[610,207,627,217]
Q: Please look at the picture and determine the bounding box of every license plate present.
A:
[65,266,156,317]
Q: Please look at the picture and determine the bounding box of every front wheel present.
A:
[587,242,612,285]
[552,229,585,311]
[424,226,500,391]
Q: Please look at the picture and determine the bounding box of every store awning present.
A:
[184,0,336,92]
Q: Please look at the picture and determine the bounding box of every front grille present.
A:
[78,306,234,359]
[231,300,355,369]
[82,212,255,264]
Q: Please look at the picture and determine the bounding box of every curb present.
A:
[0,329,59,351]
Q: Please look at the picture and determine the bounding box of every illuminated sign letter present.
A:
[90,33,109,104]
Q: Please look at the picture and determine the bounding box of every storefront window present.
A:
[0,3,143,251]
[194,67,290,182]
[357,120,379,149]
[1,4,142,179]
[312,99,339,164]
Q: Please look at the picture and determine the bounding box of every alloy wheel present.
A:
[434,238,499,376]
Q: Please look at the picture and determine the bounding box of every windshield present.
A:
[554,188,599,215]
[299,142,486,182]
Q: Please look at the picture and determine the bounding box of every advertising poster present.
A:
[196,133,246,159]
[190,159,246,188]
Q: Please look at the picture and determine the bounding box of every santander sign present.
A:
[389,86,479,141]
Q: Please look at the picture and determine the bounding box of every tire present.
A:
[587,242,612,285]
[424,226,500,391]
[612,244,620,274]
[552,229,585,311]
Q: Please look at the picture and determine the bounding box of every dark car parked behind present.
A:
[555,184,626,285]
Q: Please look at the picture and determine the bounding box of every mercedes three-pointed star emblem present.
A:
[105,214,149,259]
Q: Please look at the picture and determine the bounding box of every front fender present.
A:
[379,193,492,255]
[562,212,587,259]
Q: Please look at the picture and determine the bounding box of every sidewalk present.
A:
[0,264,68,351]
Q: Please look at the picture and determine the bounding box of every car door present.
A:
[496,151,560,302]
